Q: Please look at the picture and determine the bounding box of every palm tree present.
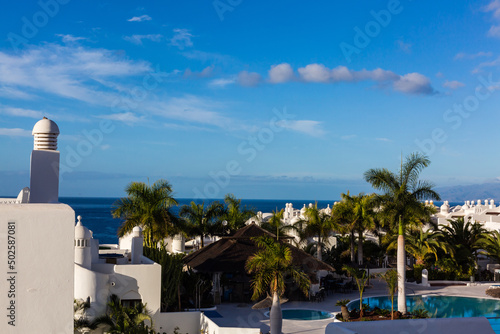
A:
[331,199,357,263]
[94,294,154,334]
[180,201,224,248]
[261,209,285,239]
[378,270,399,320]
[440,217,487,274]
[246,236,310,334]
[479,230,500,263]
[387,229,447,266]
[364,152,440,314]
[74,297,99,332]
[294,203,336,261]
[340,192,377,265]
[343,265,369,318]
[223,193,255,234]
[112,179,179,247]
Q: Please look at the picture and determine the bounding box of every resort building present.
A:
[432,199,500,230]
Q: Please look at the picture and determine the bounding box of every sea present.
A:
[62,197,462,245]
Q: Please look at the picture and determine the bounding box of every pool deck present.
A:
[209,279,500,334]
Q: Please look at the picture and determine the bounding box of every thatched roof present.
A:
[183,223,334,273]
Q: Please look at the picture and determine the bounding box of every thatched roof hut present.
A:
[184,223,334,273]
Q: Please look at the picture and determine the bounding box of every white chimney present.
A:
[29,117,60,203]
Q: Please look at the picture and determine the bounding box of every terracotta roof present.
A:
[183,223,334,273]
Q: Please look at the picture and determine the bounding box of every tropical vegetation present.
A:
[246,236,310,334]
[294,203,337,261]
[364,152,440,313]
[93,294,154,334]
[180,200,225,247]
[112,179,180,247]
[343,265,369,317]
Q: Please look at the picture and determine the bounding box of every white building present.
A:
[0,117,75,334]
[432,199,500,231]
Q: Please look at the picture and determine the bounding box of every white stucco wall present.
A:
[113,259,162,315]
[0,203,75,334]
[200,314,260,334]
[154,311,201,334]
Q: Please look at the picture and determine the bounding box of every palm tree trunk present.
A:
[357,230,363,265]
[270,291,282,334]
[350,231,355,263]
[317,237,322,261]
[397,233,407,314]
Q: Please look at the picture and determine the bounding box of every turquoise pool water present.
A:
[349,295,500,318]
[265,309,333,320]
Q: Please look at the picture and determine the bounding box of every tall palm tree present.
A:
[180,201,224,248]
[364,152,440,314]
[223,193,256,234]
[246,236,310,334]
[294,203,336,261]
[331,198,357,263]
[261,209,299,242]
[340,192,377,265]
[112,179,179,247]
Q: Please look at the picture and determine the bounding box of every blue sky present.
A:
[1,0,500,200]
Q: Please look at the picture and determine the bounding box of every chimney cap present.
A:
[32,117,60,135]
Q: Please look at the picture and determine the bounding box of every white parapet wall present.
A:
[154,311,201,334]
[200,314,261,334]
[0,203,75,334]
[325,317,495,334]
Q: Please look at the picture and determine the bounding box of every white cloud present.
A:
[237,71,261,87]
[393,73,435,95]
[454,51,493,60]
[170,29,193,50]
[488,25,500,37]
[268,63,294,83]
[184,66,214,78]
[181,50,232,63]
[0,44,151,105]
[123,34,162,45]
[127,15,152,22]
[0,86,34,99]
[56,34,87,43]
[473,56,500,73]
[266,63,433,95]
[209,78,235,88]
[97,112,144,125]
[298,64,331,82]
[485,0,500,18]
[0,107,43,118]
[277,120,325,137]
[443,80,465,89]
[484,2,500,37]
[0,128,31,137]
[396,40,412,53]
[144,95,233,129]
[376,137,391,142]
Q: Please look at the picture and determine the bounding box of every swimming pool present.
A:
[348,295,500,318]
[264,309,333,320]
